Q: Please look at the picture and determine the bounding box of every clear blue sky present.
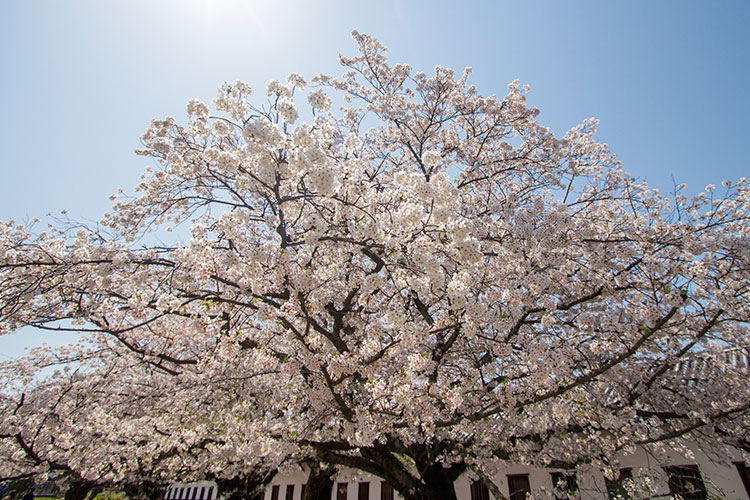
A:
[1,0,749,357]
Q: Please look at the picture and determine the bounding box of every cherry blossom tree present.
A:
[1,31,749,500]
[0,340,284,499]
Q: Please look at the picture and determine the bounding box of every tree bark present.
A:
[122,480,165,500]
[63,479,97,500]
[302,462,336,500]
[212,470,275,500]
[312,442,467,500]
[397,462,465,500]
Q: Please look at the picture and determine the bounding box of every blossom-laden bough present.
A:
[1,31,749,500]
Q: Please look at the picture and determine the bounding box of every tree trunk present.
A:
[399,485,458,500]
[396,463,464,500]
[122,480,165,500]
[302,462,336,500]
[312,441,466,500]
[212,470,274,500]
[63,479,97,500]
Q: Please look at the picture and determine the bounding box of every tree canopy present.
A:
[1,32,749,500]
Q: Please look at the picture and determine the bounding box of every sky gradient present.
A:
[1,0,749,357]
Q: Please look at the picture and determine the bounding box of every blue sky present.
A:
[1,0,749,357]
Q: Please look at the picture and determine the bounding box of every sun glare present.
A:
[182,0,268,31]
